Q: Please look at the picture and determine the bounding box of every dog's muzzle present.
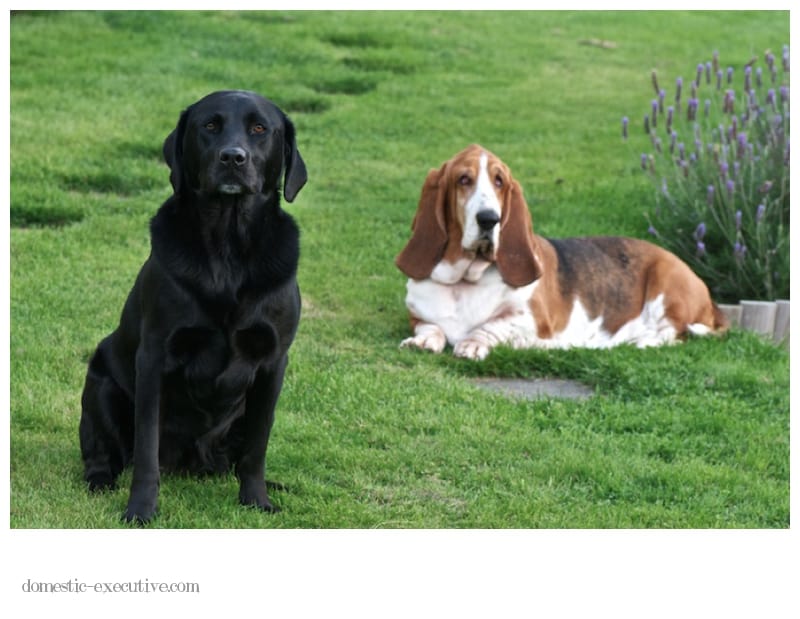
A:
[214,146,252,194]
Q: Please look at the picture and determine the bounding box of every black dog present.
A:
[79,90,307,523]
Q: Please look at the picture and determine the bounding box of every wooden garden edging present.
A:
[718,300,789,344]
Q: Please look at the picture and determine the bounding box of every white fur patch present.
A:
[462,152,501,251]
[430,257,473,285]
[406,266,535,347]
[546,294,678,349]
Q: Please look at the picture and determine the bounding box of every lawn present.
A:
[9,10,790,528]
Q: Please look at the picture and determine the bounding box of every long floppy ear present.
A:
[395,165,448,280]
[281,114,307,202]
[495,180,543,287]
[162,107,191,194]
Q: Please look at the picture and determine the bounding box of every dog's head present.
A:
[395,144,541,287]
[162,90,307,202]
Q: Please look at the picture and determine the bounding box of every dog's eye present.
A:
[458,174,472,186]
[204,121,218,132]
[494,175,504,188]
[251,124,266,135]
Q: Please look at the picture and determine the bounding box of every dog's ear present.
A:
[395,165,449,280]
[281,115,307,202]
[163,107,190,194]
[495,179,542,287]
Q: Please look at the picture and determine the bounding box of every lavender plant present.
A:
[624,46,789,302]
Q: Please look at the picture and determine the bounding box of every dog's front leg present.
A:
[400,321,447,354]
[124,349,162,524]
[236,356,287,513]
[454,313,536,361]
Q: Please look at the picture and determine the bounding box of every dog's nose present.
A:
[476,209,501,231]
[219,146,248,167]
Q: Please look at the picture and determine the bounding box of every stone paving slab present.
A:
[473,377,594,401]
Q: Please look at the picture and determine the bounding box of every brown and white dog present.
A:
[395,144,727,360]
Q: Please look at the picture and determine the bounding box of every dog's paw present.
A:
[123,499,158,525]
[453,338,491,361]
[86,473,117,493]
[239,480,281,514]
[400,326,446,354]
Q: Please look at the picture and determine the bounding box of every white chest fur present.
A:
[405,266,537,346]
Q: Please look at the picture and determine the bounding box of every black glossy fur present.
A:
[79,91,307,523]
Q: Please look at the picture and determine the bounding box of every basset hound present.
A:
[395,144,728,360]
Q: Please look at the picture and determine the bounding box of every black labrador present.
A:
[79,90,307,523]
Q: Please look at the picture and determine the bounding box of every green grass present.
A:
[10,11,789,528]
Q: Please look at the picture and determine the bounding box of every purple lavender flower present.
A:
[696,241,706,257]
[687,98,698,121]
[644,114,650,134]
[723,89,735,114]
[696,63,704,86]
[782,45,789,72]
[658,89,666,113]
[744,65,752,91]
[716,69,723,91]
[706,185,715,206]
[661,178,669,196]
[640,153,648,170]
[719,162,728,179]
[755,67,763,88]
[736,132,747,158]
[648,225,658,236]
[779,86,789,104]
[759,180,773,193]
[766,88,776,111]
[706,185,714,206]
[653,137,662,153]
[726,66,734,84]
[704,99,711,118]
[678,142,686,161]
[675,77,683,104]
[705,61,712,84]
[727,179,735,200]
[651,100,658,126]
[756,203,766,223]
[622,116,629,139]
[669,130,677,154]
[694,222,706,241]
[766,51,775,70]
[735,209,742,229]
[666,106,674,133]
[734,242,747,263]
